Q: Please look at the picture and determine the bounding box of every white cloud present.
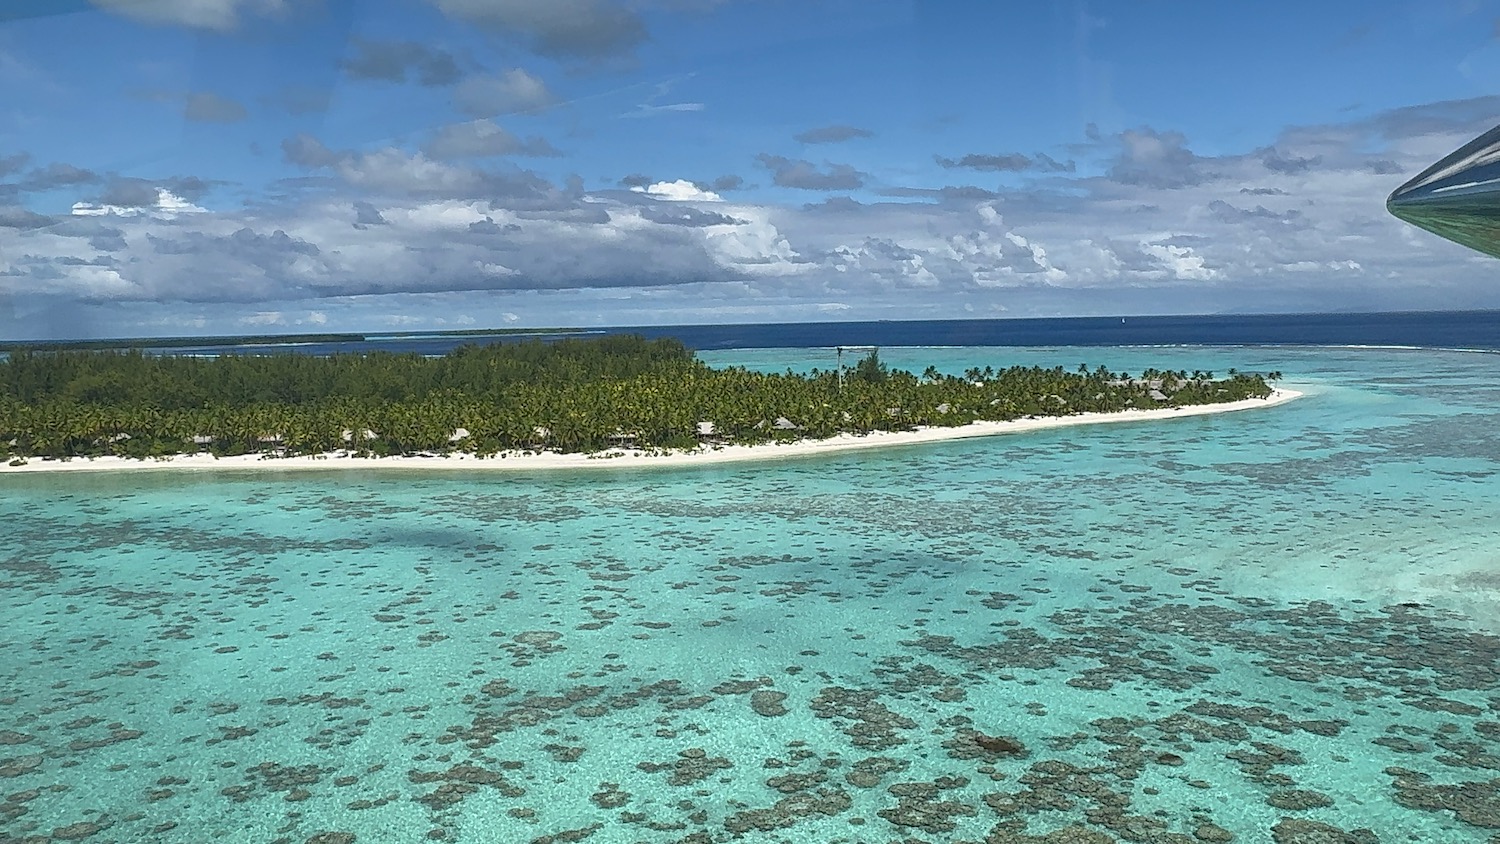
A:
[829,239,941,288]
[701,206,801,272]
[71,188,206,218]
[333,149,477,195]
[157,190,208,214]
[477,260,519,277]
[1141,241,1217,281]
[631,180,721,202]
[10,96,1500,336]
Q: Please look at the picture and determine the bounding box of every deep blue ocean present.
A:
[158,309,1500,356]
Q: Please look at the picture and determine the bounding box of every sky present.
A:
[1,0,1499,339]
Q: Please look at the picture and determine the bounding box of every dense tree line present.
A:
[0,336,1276,462]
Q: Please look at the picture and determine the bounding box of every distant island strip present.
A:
[0,335,1293,472]
[0,326,593,353]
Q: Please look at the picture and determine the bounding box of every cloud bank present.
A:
[4,95,1499,335]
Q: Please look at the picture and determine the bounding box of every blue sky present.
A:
[2,0,1499,339]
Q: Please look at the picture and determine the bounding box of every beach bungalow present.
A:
[695,421,725,445]
[755,416,802,432]
[606,428,640,448]
[526,426,551,451]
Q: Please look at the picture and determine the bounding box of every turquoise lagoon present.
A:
[4,345,1500,843]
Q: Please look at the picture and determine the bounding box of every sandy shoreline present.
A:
[0,388,1302,475]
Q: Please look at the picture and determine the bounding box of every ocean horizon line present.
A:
[5,307,1500,350]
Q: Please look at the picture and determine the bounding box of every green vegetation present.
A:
[0,337,1274,462]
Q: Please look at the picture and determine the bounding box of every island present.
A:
[0,326,591,353]
[0,335,1295,472]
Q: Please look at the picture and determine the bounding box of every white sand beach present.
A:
[0,388,1302,475]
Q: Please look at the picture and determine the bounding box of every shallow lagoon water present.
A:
[4,345,1500,843]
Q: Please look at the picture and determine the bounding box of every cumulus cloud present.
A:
[794,125,873,144]
[7,94,1500,332]
[453,69,553,118]
[331,148,514,197]
[72,187,206,217]
[630,179,720,202]
[283,134,588,207]
[0,171,811,307]
[67,176,217,212]
[428,0,646,59]
[1139,240,1216,281]
[342,39,462,86]
[1107,127,1211,189]
[830,239,941,287]
[423,120,560,159]
[756,154,866,191]
[89,0,290,31]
